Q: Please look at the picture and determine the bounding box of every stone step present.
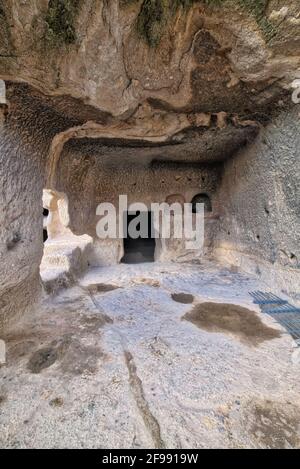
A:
[41,253,72,269]
[40,237,92,294]
[41,267,74,295]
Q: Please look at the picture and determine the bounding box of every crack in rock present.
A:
[124,350,165,449]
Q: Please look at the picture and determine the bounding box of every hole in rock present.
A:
[121,211,155,264]
[172,293,194,304]
[192,193,212,213]
[28,346,58,374]
[43,229,48,242]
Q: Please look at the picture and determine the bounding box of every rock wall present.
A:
[215,106,300,299]
[1,1,299,118]
[0,84,76,329]
[0,1,299,327]
[53,141,222,265]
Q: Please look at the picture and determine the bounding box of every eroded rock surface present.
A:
[1,1,299,116]
[0,262,299,448]
[0,2,299,330]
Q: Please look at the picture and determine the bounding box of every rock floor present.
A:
[1,261,300,449]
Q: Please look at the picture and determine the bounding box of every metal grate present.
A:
[249,290,288,306]
[262,303,300,314]
[249,291,300,346]
[264,312,300,346]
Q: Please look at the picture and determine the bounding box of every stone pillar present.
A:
[43,189,72,240]
[0,123,44,329]
[0,82,68,330]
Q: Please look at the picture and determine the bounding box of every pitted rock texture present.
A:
[0,83,77,328]
[215,107,300,300]
[0,0,299,118]
[0,0,299,328]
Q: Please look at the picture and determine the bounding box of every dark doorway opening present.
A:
[121,211,155,264]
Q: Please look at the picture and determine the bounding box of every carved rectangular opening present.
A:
[121,211,155,264]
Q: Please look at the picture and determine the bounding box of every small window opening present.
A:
[191,193,212,213]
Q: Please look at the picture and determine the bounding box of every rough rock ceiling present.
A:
[1,0,299,181]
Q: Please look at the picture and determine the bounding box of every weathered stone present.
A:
[0,1,299,329]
